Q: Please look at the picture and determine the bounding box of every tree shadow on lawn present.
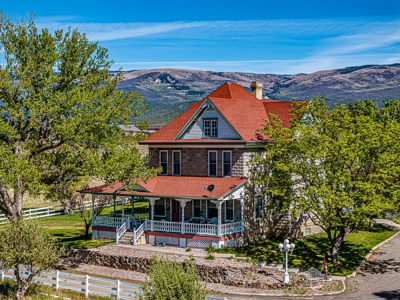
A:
[52,233,113,249]
[220,235,369,275]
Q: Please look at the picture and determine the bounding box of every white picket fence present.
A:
[1,267,226,300]
[1,268,141,299]
[0,199,121,224]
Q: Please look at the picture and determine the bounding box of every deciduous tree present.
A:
[251,97,400,265]
[0,12,158,218]
[0,219,62,300]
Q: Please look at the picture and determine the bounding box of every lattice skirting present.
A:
[93,230,116,240]
[186,239,211,248]
[154,236,180,246]
[224,236,244,248]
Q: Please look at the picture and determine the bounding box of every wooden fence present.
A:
[1,267,226,300]
[0,199,121,224]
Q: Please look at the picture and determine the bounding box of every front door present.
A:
[172,200,180,222]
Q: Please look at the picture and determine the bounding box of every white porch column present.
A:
[240,198,244,232]
[211,200,222,237]
[149,198,156,231]
[121,198,127,219]
[91,194,95,227]
[179,199,191,234]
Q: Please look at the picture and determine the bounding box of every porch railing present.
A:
[133,221,146,245]
[153,220,182,233]
[185,222,218,236]
[93,215,127,228]
[94,216,244,238]
[221,221,244,236]
[116,220,128,244]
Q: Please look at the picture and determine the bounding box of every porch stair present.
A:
[118,231,147,245]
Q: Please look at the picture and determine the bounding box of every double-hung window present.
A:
[254,194,265,220]
[159,150,168,175]
[225,200,234,221]
[208,151,217,176]
[222,151,232,177]
[172,150,181,175]
[203,119,218,137]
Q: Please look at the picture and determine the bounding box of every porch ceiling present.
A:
[79,176,247,200]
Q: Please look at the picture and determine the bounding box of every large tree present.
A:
[0,12,158,218]
[251,97,400,265]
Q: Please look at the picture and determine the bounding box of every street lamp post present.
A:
[278,239,295,284]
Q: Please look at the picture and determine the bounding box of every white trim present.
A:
[154,198,167,217]
[224,199,234,222]
[222,150,232,177]
[172,150,181,176]
[159,150,168,175]
[208,150,218,177]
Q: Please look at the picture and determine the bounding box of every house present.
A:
[80,82,320,248]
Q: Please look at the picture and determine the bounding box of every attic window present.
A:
[203,119,218,137]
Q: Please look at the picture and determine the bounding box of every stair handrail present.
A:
[116,219,128,244]
[133,221,146,245]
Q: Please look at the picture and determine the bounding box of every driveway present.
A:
[220,220,400,300]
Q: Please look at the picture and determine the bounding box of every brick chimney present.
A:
[250,81,263,100]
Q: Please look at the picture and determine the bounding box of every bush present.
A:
[140,255,207,300]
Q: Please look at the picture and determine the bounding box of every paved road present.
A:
[220,222,400,300]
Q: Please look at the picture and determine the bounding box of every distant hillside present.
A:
[115,64,400,125]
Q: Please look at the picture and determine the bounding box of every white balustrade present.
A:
[185,223,218,236]
[133,221,146,245]
[116,221,127,244]
[152,220,182,233]
[221,221,244,236]
[93,215,126,227]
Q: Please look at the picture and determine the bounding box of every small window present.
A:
[206,201,218,219]
[159,151,168,175]
[154,199,166,217]
[203,119,218,137]
[254,194,264,220]
[305,228,311,235]
[208,151,217,176]
[222,151,232,177]
[172,150,181,175]
[193,199,202,217]
[225,200,234,221]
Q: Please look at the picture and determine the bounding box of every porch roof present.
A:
[80,176,247,200]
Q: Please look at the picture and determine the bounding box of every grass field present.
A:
[217,225,396,276]
[0,280,111,300]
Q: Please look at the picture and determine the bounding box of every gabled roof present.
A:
[142,82,300,144]
[79,176,247,200]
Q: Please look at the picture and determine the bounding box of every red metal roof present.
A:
[80,176,247,199]
[142,82,302,144]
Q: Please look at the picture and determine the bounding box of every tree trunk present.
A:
[85,224,91,238]
[331,237,344,265]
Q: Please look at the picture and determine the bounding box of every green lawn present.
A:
[40,200,149,249]
[217,225,396,276]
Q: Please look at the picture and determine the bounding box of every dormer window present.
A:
[203,119,218,137]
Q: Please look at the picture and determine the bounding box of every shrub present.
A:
[140,256,207,300]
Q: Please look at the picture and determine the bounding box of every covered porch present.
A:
[81,176,247,247]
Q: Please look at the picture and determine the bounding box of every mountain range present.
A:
[116,64,400,125]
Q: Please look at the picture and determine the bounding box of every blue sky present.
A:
[1,0,400,74]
